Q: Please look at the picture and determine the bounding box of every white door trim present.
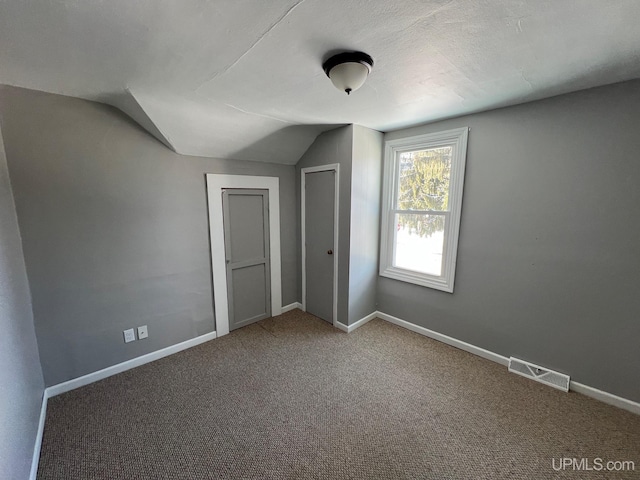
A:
[206,174,281,336]
[301,164,340,325]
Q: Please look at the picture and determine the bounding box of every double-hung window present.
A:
[380,127,469,292]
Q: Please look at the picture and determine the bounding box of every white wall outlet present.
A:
[137,325,148,339]
[123,328,136,343]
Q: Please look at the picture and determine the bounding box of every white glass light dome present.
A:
[323,52,374,95]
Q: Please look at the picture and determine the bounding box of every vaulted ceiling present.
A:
[1,0,639,164]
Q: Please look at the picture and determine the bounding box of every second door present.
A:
[304,170,336,323]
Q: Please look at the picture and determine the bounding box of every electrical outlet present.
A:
[137,325,148,339]
[123,328,136,343]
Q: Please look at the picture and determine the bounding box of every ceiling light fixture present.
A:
[322,51,374,95]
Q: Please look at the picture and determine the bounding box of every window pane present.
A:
[397,147,452,211]
[394,214,445,276]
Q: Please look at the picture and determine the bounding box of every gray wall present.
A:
[0,86,298,387]
[379,80,640,402]
[295,125,383,326]
[296,126,353,323]
[348,125,383,324]
[0,125,44,480]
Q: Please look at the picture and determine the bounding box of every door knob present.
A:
[327,249,333,255]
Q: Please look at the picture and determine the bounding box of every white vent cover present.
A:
[508,357,570,392]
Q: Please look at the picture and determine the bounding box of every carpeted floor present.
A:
[37,310,639,479]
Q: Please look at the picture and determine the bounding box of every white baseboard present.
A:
[570,381,640,415]
[281,302,302,313]
[31,331,217,479]
[376,311,509,366]
[334,321,348,332]
[335,311,377,333]
[46,331,217,398]
[375,311,639,415]
[29,392,48,480]
[28,309,639,480]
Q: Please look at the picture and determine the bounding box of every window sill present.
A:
[379,266,454,293]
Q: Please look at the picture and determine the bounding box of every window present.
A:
[380,127,469,292]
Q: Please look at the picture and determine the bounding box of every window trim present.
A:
[379,127,469,293]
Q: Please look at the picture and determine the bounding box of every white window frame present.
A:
[379,127,469,293]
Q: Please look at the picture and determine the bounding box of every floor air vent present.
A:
[508,357,570,392]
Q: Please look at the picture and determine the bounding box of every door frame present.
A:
[301,164,340,326]
[206,174,282,337]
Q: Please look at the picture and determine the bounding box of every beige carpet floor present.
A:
[37,310,640,479]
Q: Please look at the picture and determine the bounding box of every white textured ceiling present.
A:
[1,0,639,164]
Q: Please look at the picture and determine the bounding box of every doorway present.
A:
[206,174,282,337]
[222,189,271,330]
[301,164,339,324]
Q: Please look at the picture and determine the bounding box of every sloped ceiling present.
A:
[1,0,639,164]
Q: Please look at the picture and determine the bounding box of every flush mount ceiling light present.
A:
[322,51,374,95]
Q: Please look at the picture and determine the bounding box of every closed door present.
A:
[304,170,335,323]
[222,189,271,330]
